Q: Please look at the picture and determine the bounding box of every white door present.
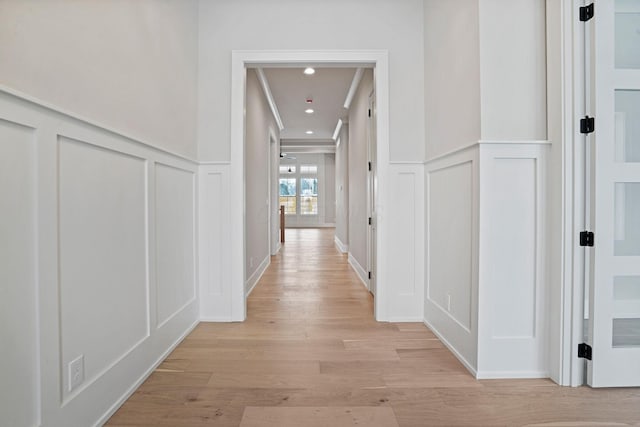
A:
[587,0,640,387]
[367,91,377,296]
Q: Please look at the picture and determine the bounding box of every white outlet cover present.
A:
[68,354,84,392]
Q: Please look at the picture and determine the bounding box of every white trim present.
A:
[334,235,349,253]
[475,370,550,380]
[387,317,423,322]
[231,50,390,322]
[0,85,198,164]
[245,255,270,297]
[199,161,232,165]
[286,223,336,229]
[423,319,477,378]
[256,68,285,131]
[93,320,199,427]
[332,119,343,142]
[425,140,552,166]
[348,253,369,290]
[477,139,551,145]
[344,68,365,109]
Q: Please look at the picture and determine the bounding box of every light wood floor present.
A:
[107,228,640,426]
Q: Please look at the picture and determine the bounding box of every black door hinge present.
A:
[580,231,594,247]
[368,109,371,117]
[579,3,594,22]
[368,161,372,171]
[368,217,372,225]
[578,343,592,360]
[368,271,372,279]
[580,116,595,134]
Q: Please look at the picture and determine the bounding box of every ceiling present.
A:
[262,67,356,144]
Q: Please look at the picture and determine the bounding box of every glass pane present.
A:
[300,164,318,174]
[300,178,318,215]
[613,276,640,347]
[279,165,295,174]
[615,1,640,69]
[614,183,640,255]
[615,90,640,162]
[279,178,296,215]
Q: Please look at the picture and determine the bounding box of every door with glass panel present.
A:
[588,0,640,387]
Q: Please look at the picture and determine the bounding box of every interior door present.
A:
[367,91,377,296]
[587,0,640,387]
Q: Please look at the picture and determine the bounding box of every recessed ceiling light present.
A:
[305,130,314,135]
[304,67,315,75]
[305,108,314,114]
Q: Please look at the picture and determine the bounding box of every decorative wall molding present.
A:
[386,163,425,321]
[0,88,200,427]
[424,141,549,379]
[198,165,232,321]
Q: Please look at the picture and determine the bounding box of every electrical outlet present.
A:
[447,294,451,312]
[68,354,84,392]
[250,257,254,268]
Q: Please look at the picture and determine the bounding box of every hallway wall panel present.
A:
[0,88,199,427]
[0,118,38,427]
[386,163,425,321]
[424,142,549,378]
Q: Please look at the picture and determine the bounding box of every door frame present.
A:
[548,0,588,386]
[229,50,390,321]
[268,130,280,256]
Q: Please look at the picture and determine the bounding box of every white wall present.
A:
[335,126,350,251]
[478,0,547,141]
[0,117,38,427]
[245,70,279,293]
[197,0,424,162]
[348,70,373,274]
[424,0,481,160]
[423,0,550,378]
[0,2,200,424]
[0,88,199,427]
[0,0,199,158]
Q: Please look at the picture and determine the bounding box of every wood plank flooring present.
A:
[107,228,640,426]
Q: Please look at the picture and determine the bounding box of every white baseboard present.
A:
[334,235,348,253]
[199,317,234,322]
[387,316,423,322]
[475,370,550,379]
[245,255,270,297]
[285,223,336,228]
[271,241,281,255]
[94,319,199,427]
[423,318,477,378]
[348,253,369,290]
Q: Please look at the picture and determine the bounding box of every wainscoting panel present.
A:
[425,148,479,373]
[199,164,232,321]
[155,163,197,328]
[0,88,200,427]
[58,135,149,402]
[386,163,425,321]
[476,142,548,378]
[0,118,39,427]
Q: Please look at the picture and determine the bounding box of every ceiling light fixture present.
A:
[305,108,314,114]
[304,67,315,75]
[305,130,314,135]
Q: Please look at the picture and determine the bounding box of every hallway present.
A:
[107,229,640,427]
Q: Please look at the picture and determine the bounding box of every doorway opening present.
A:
[229,50,389,322]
